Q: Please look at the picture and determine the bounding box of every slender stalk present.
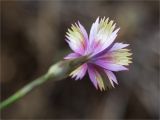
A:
[0,73,50,110]
[0,56,89,110]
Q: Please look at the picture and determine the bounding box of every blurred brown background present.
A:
[1,0,159,119]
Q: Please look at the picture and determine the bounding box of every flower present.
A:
[64,17,132,91]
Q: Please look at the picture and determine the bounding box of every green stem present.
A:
[0,56,88,110]
[0,72,51,110]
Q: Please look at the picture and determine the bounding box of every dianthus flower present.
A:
[64,17,132,90]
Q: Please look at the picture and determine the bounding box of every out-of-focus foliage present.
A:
[1,1,159,119]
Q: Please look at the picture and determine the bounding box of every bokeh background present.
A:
[1,0,159,119]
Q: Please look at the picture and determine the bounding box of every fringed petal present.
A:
[104,70,118,87]
[88,64,105,91]
[78,21,88,42]
[64,53,80,59]
[95,47,132,66]
[88,17,120,56]
[87,64,98,89]
[70,63,87,80]
[89,17,100,48]
[66,22,88,54]
[109,42,129,51]
[94,60,128,71]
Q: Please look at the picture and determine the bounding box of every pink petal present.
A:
[89,27,120,56]
[66,22,89,55]
[87,64,98,89]
[89,17,99,50]
[78,22,89,54]
[94,60,128,71]
[64,53,80,59]
[66,39,85,55]
[78,21,88,42]
[109,42,129,51]
[70,63,87,80]
[104,70,118,87]
[97,28,120,55]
